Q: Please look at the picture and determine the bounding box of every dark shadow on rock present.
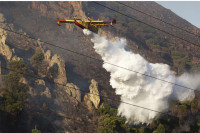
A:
[5,41,35,62]
[0,55,8,75]
[65,62,90,91]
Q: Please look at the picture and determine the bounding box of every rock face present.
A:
[0,14,13,61]
[64,83,81,103]
[0,14,22,76]
[44,50,67,85]
[35,79,51,98]
[31,2,87,32]
[84,79,100,111]
[0,10,96,133]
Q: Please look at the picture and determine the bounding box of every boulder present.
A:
[44,50,67,85]
[65,83,81,102]
[84,79,100,111]
[0,26,13,61]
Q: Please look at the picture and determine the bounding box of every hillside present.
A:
[0,1,200,133]
[0,14,100,132]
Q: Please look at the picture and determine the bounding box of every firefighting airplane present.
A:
[57,17,116,33]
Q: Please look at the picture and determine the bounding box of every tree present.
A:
[94,104,117,116]
[1,82,28,116]
[0,60,28,116]
[153,124,165,133]
[138,127,145,133]
[7,59,27,77]
[95,104,130,133]
[31,52,44,68]
[98,114,130,133]
[32,127,42,133]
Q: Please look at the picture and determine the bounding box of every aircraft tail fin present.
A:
[57,18,61,26]
[110,19,116,26]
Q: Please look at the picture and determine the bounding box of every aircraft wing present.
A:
[57,18,75,26]
[85,19,116,26]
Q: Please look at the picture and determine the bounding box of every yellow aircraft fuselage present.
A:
[57,17,116,33]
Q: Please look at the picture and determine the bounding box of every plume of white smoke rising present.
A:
[83,29,200,124]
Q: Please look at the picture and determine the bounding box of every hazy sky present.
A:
[156,1,200,28]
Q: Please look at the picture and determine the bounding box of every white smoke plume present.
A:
[83,29,200,124]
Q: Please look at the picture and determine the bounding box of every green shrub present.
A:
[32,127,42,133]
[95,104,131,133]
[197,122,200,127]
[1,80,28,116]
[179,104,187,111]
[0,59,28,116]
[94,104,117,116]
[130,128,137,133]
[153,124,165,133]
[98,114,130,133]
[171,50,183,57]
[7,59,27,77]
[31,52,44,67]
[138,127,145,133]
[150,120,158,129]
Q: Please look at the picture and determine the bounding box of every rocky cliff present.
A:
[44,50,67,84]
[84,79,100,111]
[0,13,97,132]
[0,14,13,62]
